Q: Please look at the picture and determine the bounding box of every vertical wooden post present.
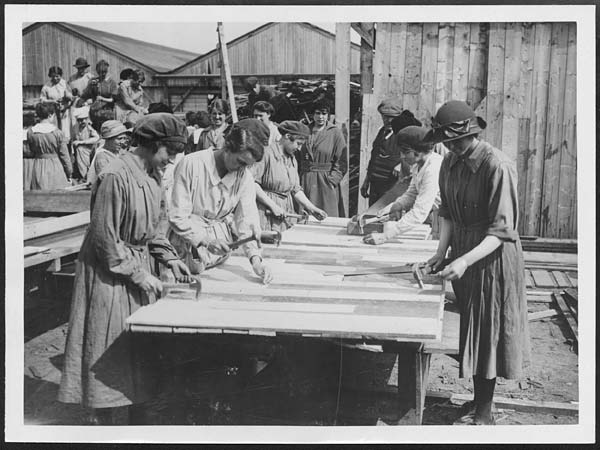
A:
[417,23,439,125]
[485,23,507,150]
[335,23,351,217]
[217,22,238,123]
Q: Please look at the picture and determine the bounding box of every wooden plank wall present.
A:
[175,23,361,76]
[358,22,577,238]
[22,23,161,87]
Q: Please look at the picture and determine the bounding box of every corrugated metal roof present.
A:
[23,22,198,73]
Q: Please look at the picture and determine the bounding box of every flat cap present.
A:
[132,113,188,144]
[231,118,270,146]
[377,97,404,116]
[278,120,311,138]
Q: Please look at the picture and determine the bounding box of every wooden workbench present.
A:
[127,217,446,424]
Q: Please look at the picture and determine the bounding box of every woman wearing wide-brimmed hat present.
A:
[425,100,529,425]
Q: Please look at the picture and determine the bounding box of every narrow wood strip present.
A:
[553,293,578,340]
[530,269,556,288]
[23,211,89,240]
[551,271,572,287]
[525,270,535,288]
[528,309,558,321]
[565,272,578,287]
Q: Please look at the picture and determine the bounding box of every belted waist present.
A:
[35,153,59,160]
[124,241,147,252]
[301,162,331,172]
[266,189,292,199]
[453,221,488,232]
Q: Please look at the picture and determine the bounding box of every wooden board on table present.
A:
[24,211,89,240]
[129,250,446,341]
[24,190,91,213]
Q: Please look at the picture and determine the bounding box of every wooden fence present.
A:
[358,22,576,238]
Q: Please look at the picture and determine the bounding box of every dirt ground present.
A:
[23,281,578,426]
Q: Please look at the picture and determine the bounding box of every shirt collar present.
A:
[206,150,237,189]
[448,140,486,173]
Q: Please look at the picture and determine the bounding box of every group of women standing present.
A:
[52,87,528,426]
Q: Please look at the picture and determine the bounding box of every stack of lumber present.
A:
[236,78,362,122]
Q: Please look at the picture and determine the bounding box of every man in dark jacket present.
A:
[360,98,421,206]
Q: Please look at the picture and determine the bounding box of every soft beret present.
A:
[132,113,188,144]
[391,110,422,133]
[377,97,404,116]
[231,118,270,146]
[394,126,433,153]
[278,120,311,138]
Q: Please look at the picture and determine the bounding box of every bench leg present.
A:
[394,346,430,425]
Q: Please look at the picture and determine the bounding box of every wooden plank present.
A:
[217,23,238,122]
[530,269,556,288]
[359,24,375,94]
[388,22,408,97]
[126,299,442,341]
[451,22,470,102]
[553,293,578,342]
[516,23,535,234]
[524,269,535,288]
[500,23,523,162]
[566,272,578,287]
[403,23,423,113]
[24,190,91,213]
[336,23,351,217]
[466,23,488,110]
[351,23,374,49]
[417,23,439,125]
[557,23,577,238]
[551,271,572,288]
[528,309,558,321]
[540,23,569,238]
[485,22,506,149]
[23,211,89,241]
[523,23,553,236]
[435,23,455,111]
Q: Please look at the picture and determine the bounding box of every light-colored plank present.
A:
[388,22,408,97]
[485,23,506,149]
[435,23,454,111]
[451,22,470,101]
[126,299,442,340]
[417,23,439,125]
[540,23,569,238]
[530,269,556,289]
[528,309,558,321]
[551,271,571,288]
[566,272,578,287]
[553,293,577,341]
[403,23,423,113]
[23,211,89,241]
[557,23,577,238]
[500,23,522,162]
[523,23,552,236]
[335,22,351,217]
[525,269,535,288]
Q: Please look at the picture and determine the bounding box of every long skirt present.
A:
[58,248,163,408]
[30,156,70,190]
[23,158,34,191]
[74,145,93,179]
[451,225,530,380]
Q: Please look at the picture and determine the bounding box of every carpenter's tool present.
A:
[265,210,310,225]
[347,213,390,235]
[412,263,426,289]
[162,278,202,300]
[325,258,453,279]
[228,230,282,250]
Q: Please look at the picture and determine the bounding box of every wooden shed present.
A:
[157,22,362,112]
[357,22,577,239]
[22,22,198,104]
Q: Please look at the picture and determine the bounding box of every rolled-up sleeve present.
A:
[486,161,519,242]
[234,171,262,260]
[168,156,208,247]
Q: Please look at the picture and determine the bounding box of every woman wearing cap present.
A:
[115,69,148,125]
[40,66,74,141]
[298,99,348,217]
[169,118,272,284]
[27,102,73,189]
[71,107,100,181]
[193,99,230,152]
[86,120,131,185]
[251,120,327,232]
[363,126,443,245]
[58,113,193,425]
[361,100,422,206]
[425,100,529,425]
[68,57,94,101]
